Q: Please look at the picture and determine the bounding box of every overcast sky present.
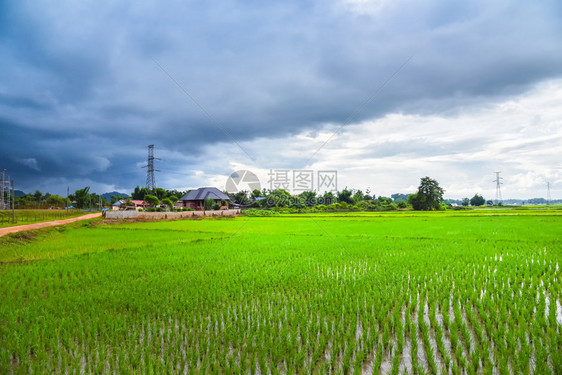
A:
[1,0,561,199]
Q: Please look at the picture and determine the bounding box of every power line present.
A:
[493,171,503,204]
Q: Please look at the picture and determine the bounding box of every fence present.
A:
[0,211,74,225]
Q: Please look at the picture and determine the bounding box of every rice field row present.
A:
[0,212,561,373]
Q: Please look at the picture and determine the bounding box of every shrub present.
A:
[243,209,280,217]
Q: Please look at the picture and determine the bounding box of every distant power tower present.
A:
[1,169,12,210]
[143,145,160,191]
[547,181,551,205]
[493,171,503,204]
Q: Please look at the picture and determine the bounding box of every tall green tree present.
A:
[410,177,445,211]
[322,192,336,205]
[131,186,150,200]
[337,188,354,204]
[73,187,91,209]
[299,191,317,207]
[470,194,485,206]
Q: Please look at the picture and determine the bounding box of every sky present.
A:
[1,0,561,199]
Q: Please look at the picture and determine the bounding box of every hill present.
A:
[101,191,129,200]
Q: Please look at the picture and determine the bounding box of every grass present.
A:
[0,210,561,373]
[0,209,87,228]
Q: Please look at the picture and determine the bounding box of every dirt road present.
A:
[0,213,102,237]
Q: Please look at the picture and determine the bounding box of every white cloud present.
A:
[17,157,40,171]
[189,79,562,199]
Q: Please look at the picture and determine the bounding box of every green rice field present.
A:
[1,210,561,374]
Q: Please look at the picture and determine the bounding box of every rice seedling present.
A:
[0,210,560,373]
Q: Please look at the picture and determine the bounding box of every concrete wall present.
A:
[104,210,140,219]
[104,209,240,220]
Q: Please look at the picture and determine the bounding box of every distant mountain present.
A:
[101,191,129,200]
[14,190,26,197]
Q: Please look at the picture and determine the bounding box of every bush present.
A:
[243,209,280,217]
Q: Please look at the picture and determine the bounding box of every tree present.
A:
[410,177,445,211]
[251,189,262,199]
[462,198,470,207]
[153,188,167,200]
[46,195,65,207]
[230,191,249,205]
[470,194,485,207]
[33,190,43,204]
[352,190,365,203]
[391,193,409,203]
[203,198,215,210]
[131,186,150,200]
[322,192,336,205]
[299,191,317,207]
[161,198,173,210]
[73,187,91,209]
[144,194,160,208]
[337,188,354,204]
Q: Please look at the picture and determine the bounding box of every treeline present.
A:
[227,177,499,212]
[13,186,187,209]
[227,188,407,211]
[14,187,111,209]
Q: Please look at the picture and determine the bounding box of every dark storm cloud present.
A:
[1,0,561,194]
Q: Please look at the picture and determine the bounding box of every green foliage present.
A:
[131,186,150,200]
[203,198,215,210]
[337,188,354,204]
[242,209,280,216]
[72,186,91,209]
[391,193,409,203]
[410,177,445,210]
[470,194,486,206]
[144,194,160,207]
[229,191,249,205]
[161,198,173,210]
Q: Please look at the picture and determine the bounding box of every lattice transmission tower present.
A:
[143,145,160,191]
[547,181,551,205]
[1,169,12,210]
[493,171,503,204]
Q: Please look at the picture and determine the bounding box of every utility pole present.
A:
[493,171,503,205]
[547,182,551,205]
[143,144,160,192]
